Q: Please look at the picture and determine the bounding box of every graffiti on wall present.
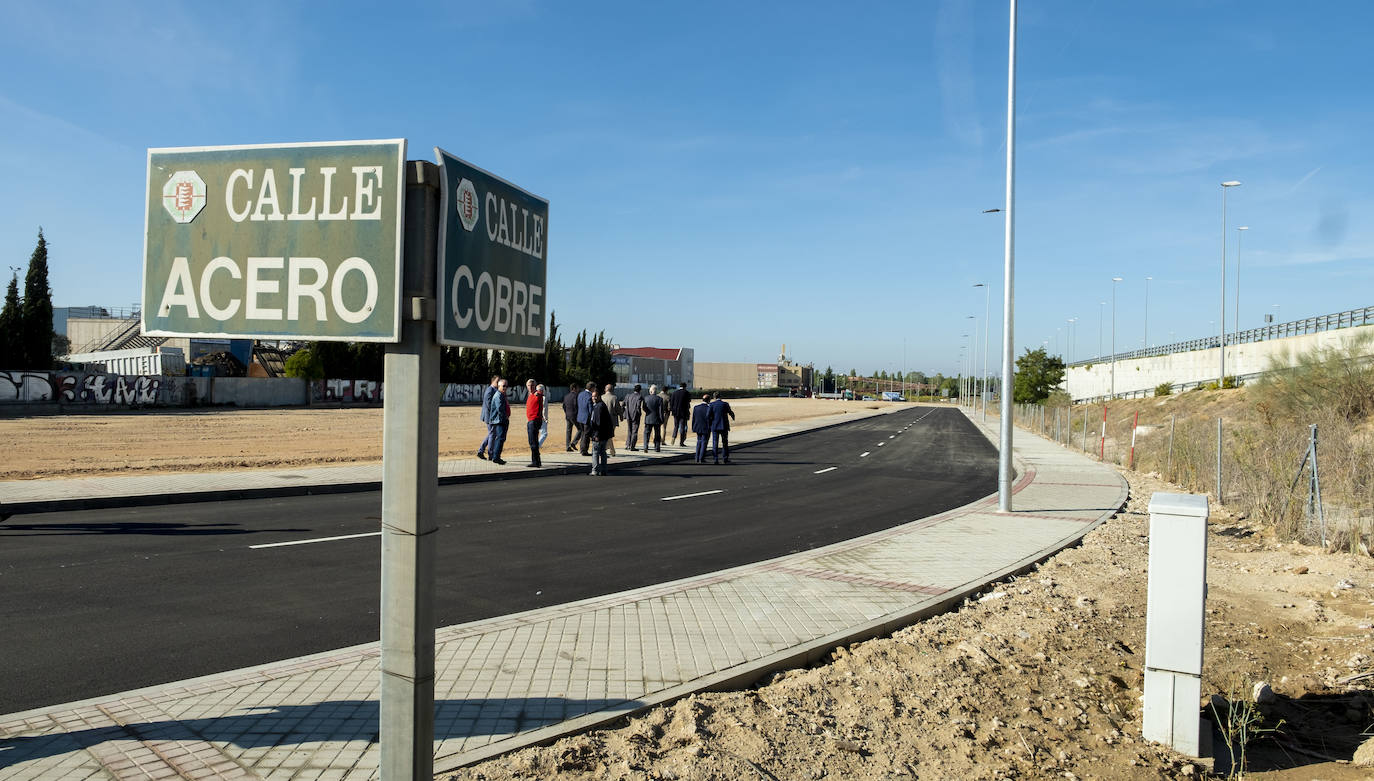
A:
[309,381,565,405]
[0,371,165,405]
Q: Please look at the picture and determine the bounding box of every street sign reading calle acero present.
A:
[435,148,549,353]
[142,140,407,342]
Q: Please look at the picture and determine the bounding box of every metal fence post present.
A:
[1215,417,1223,501]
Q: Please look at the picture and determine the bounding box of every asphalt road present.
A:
[0,406,996,714]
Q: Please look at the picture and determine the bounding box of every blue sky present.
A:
[2,1,1371,376]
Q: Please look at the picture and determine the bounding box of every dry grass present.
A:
[1022,337,1374,553]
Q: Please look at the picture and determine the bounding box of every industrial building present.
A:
[611,347,695,389]
[695,345,814,391]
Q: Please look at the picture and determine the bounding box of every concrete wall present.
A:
[0,370,210,407]
[1066,322,1374,401]
[209,377,308,407]
[695,361,762,389]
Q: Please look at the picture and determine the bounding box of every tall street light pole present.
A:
[1235,226,1248,336]
[1143,276,1153,349]
[1098,301,1105,359]
[966,315,977,410]
[1067,318,1076,363]
[997,0,1017,512]
[1220,181,1241,385]
[1111,276,1122,399]
[974,282,990,421]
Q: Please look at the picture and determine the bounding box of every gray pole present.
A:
[1110,277,1121,399]
[998,0,1017,513]
[1215,417,1223,500]
[1234,226,1247,337]
[1143,276,1152,349]
[1219,181,1240,385]
[981,283,990,421]
[381,161,441,780]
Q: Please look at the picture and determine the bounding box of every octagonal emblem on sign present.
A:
[162,170,207,224]
[455,178,480,232]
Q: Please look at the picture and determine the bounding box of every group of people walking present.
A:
[474,376,736,475]
[475,375,549,468]
[561,382,736,474]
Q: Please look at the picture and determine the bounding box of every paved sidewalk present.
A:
[0,407,1127,780]
[0,405,898,516]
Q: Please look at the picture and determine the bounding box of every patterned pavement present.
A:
[0,406,1127,779]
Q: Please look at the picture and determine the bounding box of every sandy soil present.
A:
[442,469,1374,781]
[0,398,887,480]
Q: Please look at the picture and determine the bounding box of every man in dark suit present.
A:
[690,392,713,463]
[485,377,511,465]
[668,384,692,446]
[641,384,666,452]
[562,384,580,452]
[575,381,594,456]
[588,386,615,476]
[622,384,644,451]
[476,374,499,460]
[707,393,736,464]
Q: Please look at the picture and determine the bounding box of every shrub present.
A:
[283,348,326,380]
[1154,382,1173,397]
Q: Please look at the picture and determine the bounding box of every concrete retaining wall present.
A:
[1067,323,1374,401]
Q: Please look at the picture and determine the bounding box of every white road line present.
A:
[860,451,871,458]
[877,442,885,446]
[250,531,381,550]
[889,435,896,439]
[661,490,724,502]
[814,466,838,474]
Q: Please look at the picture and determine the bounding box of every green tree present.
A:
[541,311,566,386]
[1013,347,1065,403]
[21,229,54,369]
[283,348,326,380]
[0,272,20,367]
[311,341,354,378]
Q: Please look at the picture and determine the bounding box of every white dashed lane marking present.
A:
[250,531,381,550]
[814,467,838,474]
[661,490,724,502]
[860,451,871,458]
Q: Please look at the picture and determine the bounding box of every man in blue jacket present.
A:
[575,381,594,456]
[690,392,713,463]
[476,374,499,460]
[485,377,511,465]
[708,393,736,464]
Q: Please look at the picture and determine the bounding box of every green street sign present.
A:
[143,140,406,342]
[435,148,548,353]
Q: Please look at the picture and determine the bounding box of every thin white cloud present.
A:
[1287,166,1322,195]
[934,0,983,149]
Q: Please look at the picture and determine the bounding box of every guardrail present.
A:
[1067,305,1374,368]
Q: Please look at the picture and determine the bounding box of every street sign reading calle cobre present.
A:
[142,140,406,342]
[435,148,549,353]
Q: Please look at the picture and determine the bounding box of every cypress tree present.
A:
[21,229,54,369]
[0,273,20,367]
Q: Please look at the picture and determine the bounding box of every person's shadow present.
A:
[0,697,641,768]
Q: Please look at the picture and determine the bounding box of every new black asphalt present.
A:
[0,406,996,714]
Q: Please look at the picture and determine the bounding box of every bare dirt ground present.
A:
[442,469,1374,781]
[0,398,886,480]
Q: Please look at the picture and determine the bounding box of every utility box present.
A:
[1143,492,1209,756]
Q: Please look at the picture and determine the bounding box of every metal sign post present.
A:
[379,161,441,780]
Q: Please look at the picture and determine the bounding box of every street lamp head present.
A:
[1145,276,1153,281]
[973,282,985,288]
[1237,226,1249,231]
[1221,180,1242,187]
[982,208,1001,213]
[1112,276,1123,282]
